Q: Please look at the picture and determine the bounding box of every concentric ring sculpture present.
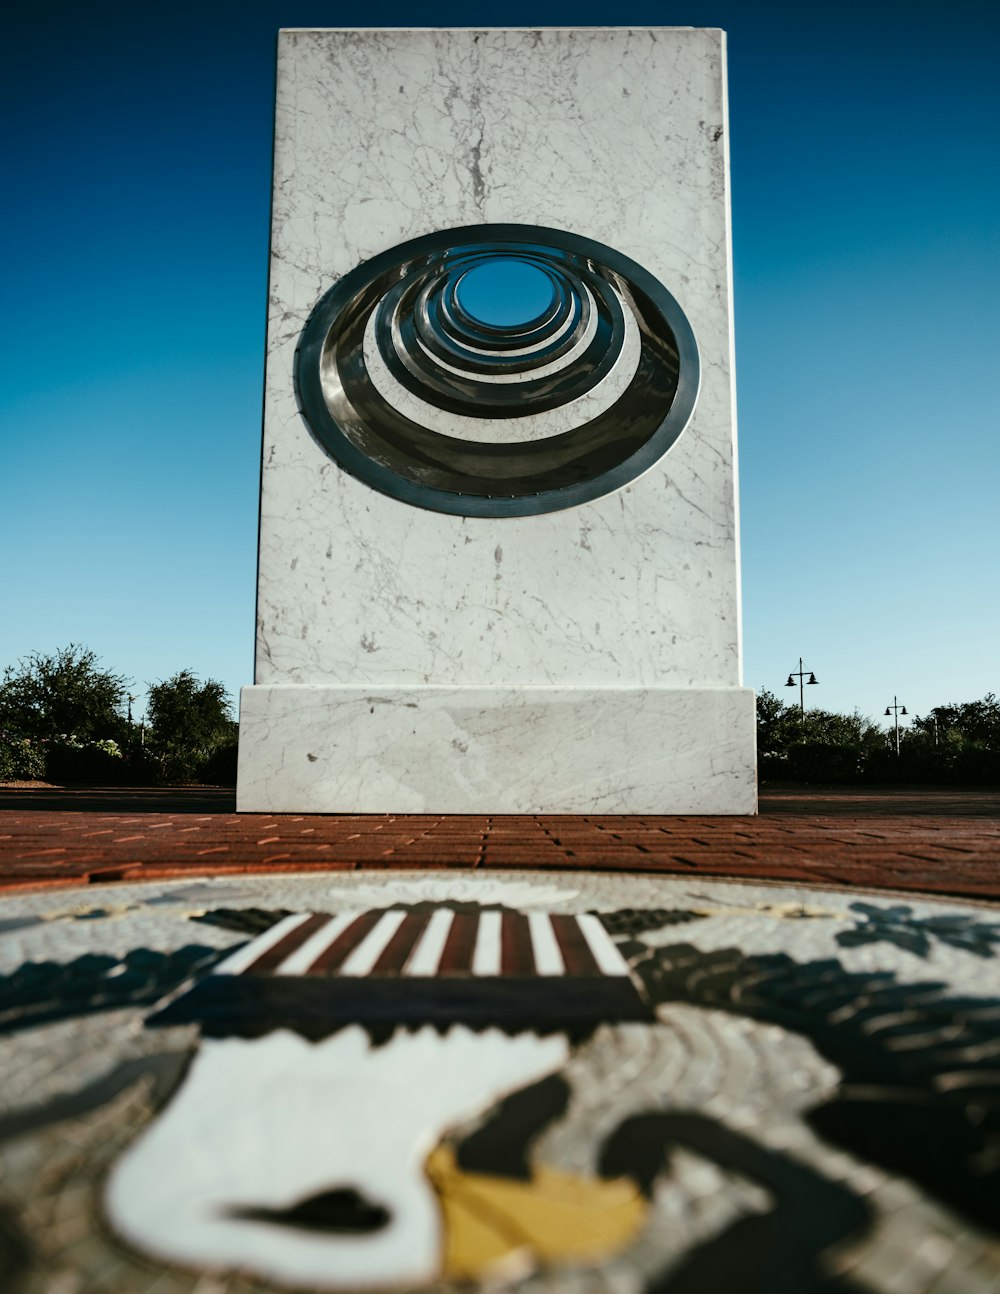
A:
[295,224,700,517]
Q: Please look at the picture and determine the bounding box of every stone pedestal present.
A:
[237,27,757,814]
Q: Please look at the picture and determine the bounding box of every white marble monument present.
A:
[237,27,757,814]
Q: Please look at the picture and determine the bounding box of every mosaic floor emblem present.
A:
[1,871,998,1292]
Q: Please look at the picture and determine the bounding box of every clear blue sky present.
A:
[2,1,997,732]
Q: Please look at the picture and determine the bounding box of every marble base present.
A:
[237,685,757,815]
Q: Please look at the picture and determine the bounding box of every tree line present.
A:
[757,688,1000,786]
[1,645,996,789]
[0,645,237,785]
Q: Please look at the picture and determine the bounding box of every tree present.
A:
[0,645,129,742]
[146,670,236,781]
[755,688,802,758]
[756,688,885,784]
[912,694,1000,751]
[905,695,1000,785]
[795,707,884,749]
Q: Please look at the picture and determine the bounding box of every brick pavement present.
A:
[0,784,997,901]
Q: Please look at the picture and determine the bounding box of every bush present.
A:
[952,745,1000,787]
[785,739,865,785]
[0,733,47,781]
[198,737,239,786]
[45,738,126,785]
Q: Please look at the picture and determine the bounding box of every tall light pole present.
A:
[884,696,908,756]
[785,658,819,716]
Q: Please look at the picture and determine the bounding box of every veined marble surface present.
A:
[255,28,743,691]
[237,684,757,814]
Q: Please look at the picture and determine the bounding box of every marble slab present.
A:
[237,685,757,814]
[240,27,755,813]
[255,26,741,690]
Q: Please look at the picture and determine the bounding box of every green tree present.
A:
[755,689,801,758]
[0,645,129,742]
[785,707,884,784]
[912,694,1000,750]
[756,688,886,784]
[904,694,1000,785]
[146,670,236,782]
[796,708,884,749]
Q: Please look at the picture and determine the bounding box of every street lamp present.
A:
[785,657,819,716]
[884,696,908,756]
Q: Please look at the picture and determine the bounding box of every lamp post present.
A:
[884,696,908,756]
[785,658,819,716]
[126,693,136,761]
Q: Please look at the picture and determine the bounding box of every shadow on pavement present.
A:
[0,786,237,814]
[759,787,1000,817]
[0,785,997,819]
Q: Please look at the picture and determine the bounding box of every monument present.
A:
[237,27,757,813]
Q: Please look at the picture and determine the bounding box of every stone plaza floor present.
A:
[0,784,997,901]
[1,785,998,1293]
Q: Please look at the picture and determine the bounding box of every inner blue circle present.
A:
[456,258,555,328]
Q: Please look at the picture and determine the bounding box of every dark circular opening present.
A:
[455,258,556,327]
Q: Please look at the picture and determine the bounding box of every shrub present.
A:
[45,739,126,785]
[198,737,239,786]
[784,739,864,785]
[0,733,47,781]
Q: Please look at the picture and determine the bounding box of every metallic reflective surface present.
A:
[295,225,700,517]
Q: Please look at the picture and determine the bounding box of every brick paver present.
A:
[0,785,996,900]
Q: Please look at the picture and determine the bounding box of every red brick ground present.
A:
[0,784,997,901]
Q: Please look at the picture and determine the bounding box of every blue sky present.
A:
[2,1,997,732]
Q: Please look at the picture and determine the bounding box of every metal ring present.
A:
[295,224,700,517]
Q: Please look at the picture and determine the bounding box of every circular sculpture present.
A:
[295,225,700,517]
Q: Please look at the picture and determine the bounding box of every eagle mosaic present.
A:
[1,871,998,1293]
